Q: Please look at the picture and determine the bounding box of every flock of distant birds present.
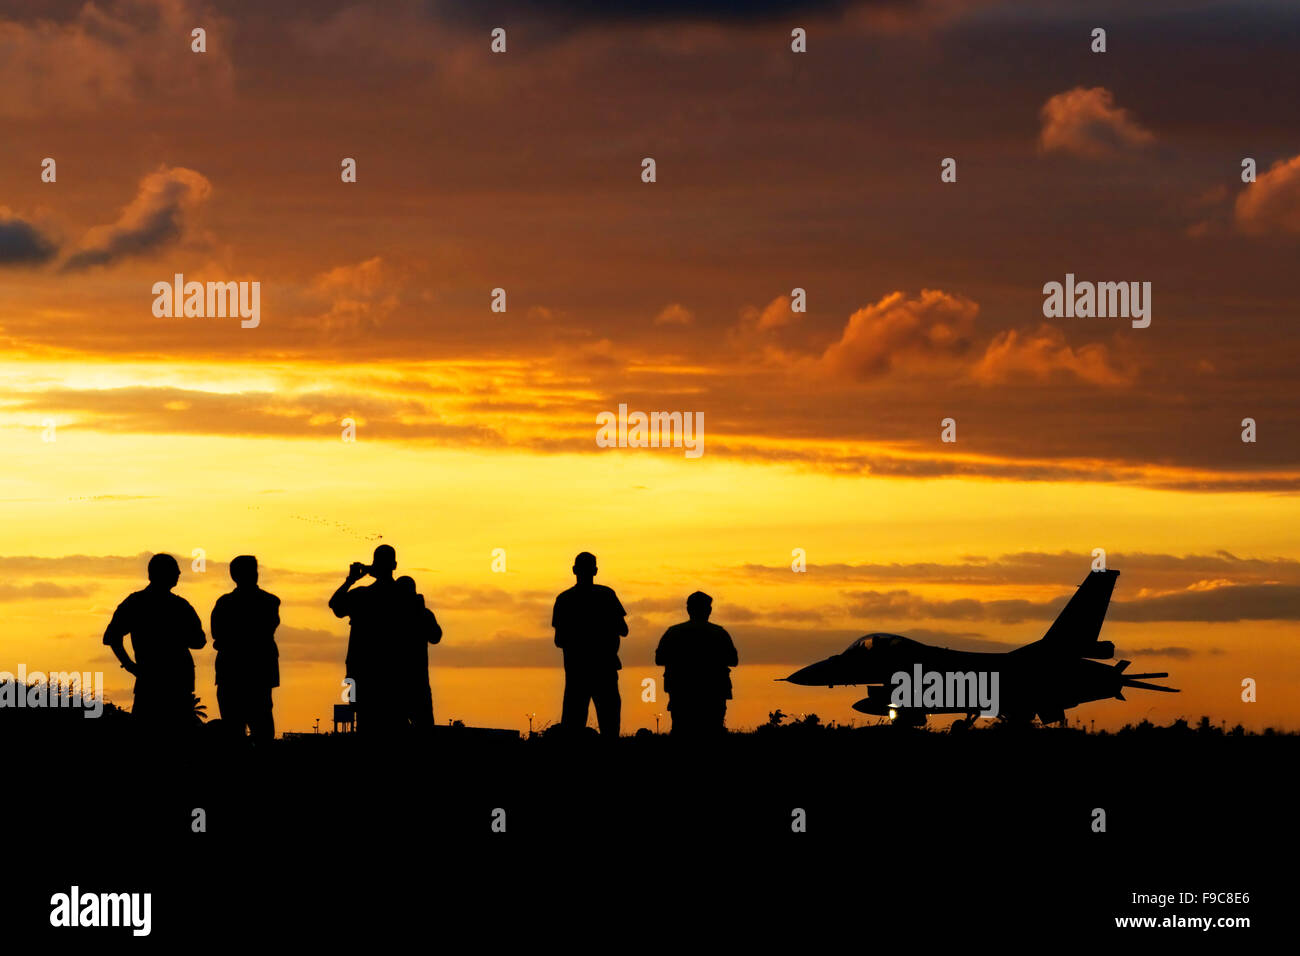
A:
[245,504,383,541]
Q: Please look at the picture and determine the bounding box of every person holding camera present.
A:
[329,544,406,735]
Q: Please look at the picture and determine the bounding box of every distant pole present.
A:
[526,712,535,736]
[655,713,663,734]
[313,717,320,734]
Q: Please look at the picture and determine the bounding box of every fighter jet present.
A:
[782,569,1178,727]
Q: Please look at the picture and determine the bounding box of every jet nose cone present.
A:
[783,658,834,686]
[783,664,817,685]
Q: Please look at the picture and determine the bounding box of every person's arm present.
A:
[552,596,565,648]
[722,629,739,668]
[654,630,670,667]
[103,600,138,676]
[613,592,629,637]
[184,600,206,650]
[210,595,228,651]
[329,566,364,618]
[424,606,442,645]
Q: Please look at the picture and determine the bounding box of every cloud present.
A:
[740,295,794,331]
[971,325,1133,386]
[11,384,500,444]
[845,589,1052,623]
[735,550,1300,589]
[844,583,1300,624]
[0,209,58,265]
[819,289,978,380]
[432,0,872,29]
[1118,646,1199,659]
[60,166,213,272]
[0,581,95,602]
[275,626,346,664]
[723,625,1008,666]
[0,552,343,586]
[1234,154,1300,235]
[1038,87,1155,159]
[1109,584,1300,623]
[0,0,234,118]
[422,623,995,669]
[653,303,694,326]
[310,257,401,335]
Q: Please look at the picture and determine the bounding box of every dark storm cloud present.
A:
[60,167,212,272]
[429,0,889,27]
[0,212,58,265]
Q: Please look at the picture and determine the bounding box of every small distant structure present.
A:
[333,703,356,734]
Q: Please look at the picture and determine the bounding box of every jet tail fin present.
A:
[1032,569,1119,657]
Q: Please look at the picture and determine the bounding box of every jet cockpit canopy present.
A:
[845,633,909,653]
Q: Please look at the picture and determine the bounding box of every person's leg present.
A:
[248,688,274,742]
[353,678,368,734]
[560,670,590,732]
[410,683,434,732]
[216,684,244,740]
[593,672,621,737]
[370,693,402,736]
[130,675,156,729]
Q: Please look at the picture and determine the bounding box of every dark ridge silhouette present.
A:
[552,551,626,737]
[10,706,1295,943]
[655,590,738,737]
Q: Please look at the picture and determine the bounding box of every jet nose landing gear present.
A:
[888,707,927,728]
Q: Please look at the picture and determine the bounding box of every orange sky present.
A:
[2,0,1297,733]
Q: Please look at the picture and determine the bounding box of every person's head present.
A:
[573,551,597,583]
[396,575,416,595]
[686,591,713,623]
[371,544,397,579]
[146,553,181,590]
[230,555,258,587]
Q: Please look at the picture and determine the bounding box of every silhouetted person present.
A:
[655,592,738,737]
[396,575,442,731]
[330,545,406,735]
[103,553,206,732]
[552,552,627,737]
[211,555,281,743]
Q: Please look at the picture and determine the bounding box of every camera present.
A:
[350,562,372,578]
